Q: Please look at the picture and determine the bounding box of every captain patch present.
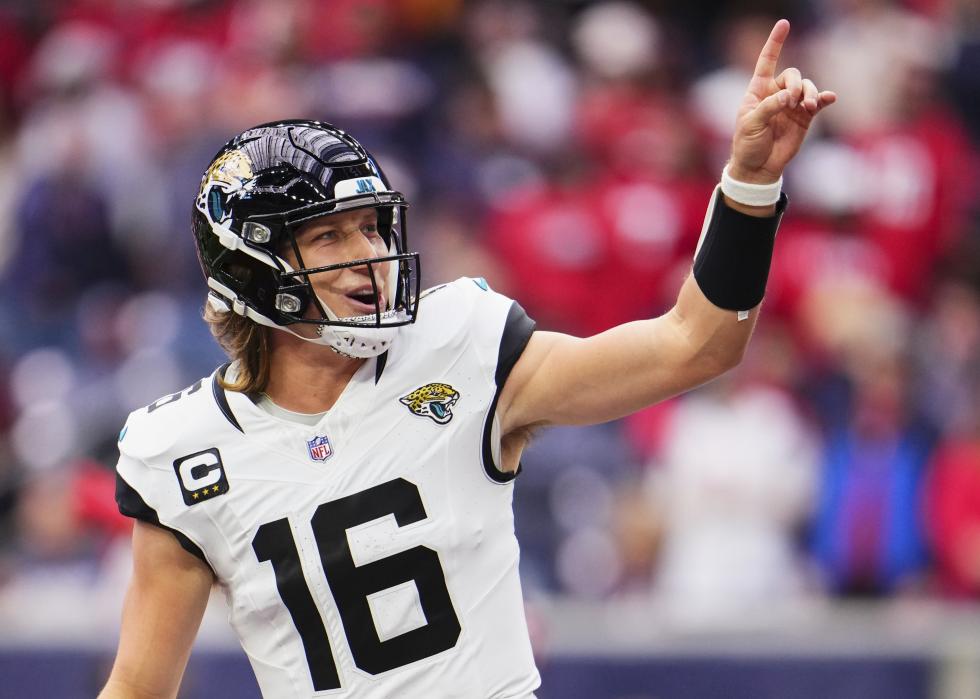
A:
[173,448,230,505]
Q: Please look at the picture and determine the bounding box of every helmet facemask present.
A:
[270,202,421,357]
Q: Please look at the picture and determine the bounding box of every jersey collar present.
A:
[210,358,381,435]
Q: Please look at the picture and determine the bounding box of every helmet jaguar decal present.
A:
[198,149,254,223]
[400,383,460,424]
[204,149,253,190]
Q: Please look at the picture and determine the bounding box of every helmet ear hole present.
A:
[224,259,254,286]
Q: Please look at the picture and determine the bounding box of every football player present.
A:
[100,20,833,699]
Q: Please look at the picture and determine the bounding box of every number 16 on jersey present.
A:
[252,478,462,691]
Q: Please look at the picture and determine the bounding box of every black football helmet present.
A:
[193,119,420,357]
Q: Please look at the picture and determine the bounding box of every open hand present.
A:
[729,19,836,184]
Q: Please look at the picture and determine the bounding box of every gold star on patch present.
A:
[192,492,199,500]
[212,485,220,494]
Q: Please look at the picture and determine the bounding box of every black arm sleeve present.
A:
[692,189,788,311]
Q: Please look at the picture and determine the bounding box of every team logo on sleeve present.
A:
[173,448,230,506]
[307,435,334,462]
[399,383,460,424]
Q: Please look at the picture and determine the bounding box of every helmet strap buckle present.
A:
[275,294,302,314]
[243,221,273,244]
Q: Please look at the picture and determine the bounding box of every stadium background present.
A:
[1,0,980,697]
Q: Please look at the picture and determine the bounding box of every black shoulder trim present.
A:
[116,471,158,523]
[212,363,244,433]
[482,301,536,484]
[375,350,389,385]
[482,393,521,483]
[115,473,215,575]
[495,301,536,386]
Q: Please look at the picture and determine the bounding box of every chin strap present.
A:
[207,282,402,358]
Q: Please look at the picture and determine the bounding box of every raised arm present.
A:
[99,521,214,699]
[498,20,835,439]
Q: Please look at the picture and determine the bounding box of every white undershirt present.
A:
[253,393,326,426]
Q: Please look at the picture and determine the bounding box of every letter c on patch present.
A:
[178,449,222,491]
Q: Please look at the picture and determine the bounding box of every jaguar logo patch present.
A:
[399,383,460,424]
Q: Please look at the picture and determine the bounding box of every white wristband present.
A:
[721,164,782,206]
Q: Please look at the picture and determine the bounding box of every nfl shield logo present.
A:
[307,435,333,462]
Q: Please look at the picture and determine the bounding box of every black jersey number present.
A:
[252,478,461,691]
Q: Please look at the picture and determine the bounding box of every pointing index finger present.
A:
[753,19,790,82]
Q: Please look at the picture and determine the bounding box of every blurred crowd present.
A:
[1,0,980,623]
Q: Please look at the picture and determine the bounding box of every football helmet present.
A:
[193,119,420,358]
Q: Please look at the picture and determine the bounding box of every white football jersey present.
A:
[115,278,540,698]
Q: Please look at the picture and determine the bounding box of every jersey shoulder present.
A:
[117,366,236,463]
[414,276,500,323]
[409,277,531,356]
[399,277,536,408]
[406,278,536,483]
[115,367,236,570]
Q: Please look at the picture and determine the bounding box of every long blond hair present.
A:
[204,305,271,395]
